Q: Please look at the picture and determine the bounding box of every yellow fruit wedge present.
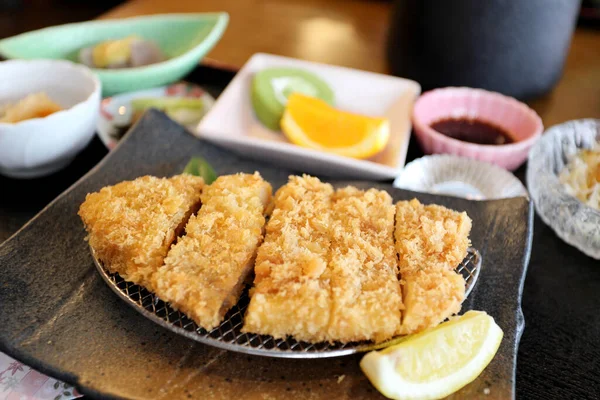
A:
[281,93,390,159]
[92,35,139,68]
[360,311,503,400]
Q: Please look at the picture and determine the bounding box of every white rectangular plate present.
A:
[196,53,421,180]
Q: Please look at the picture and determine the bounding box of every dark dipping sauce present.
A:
[430,118,515,145]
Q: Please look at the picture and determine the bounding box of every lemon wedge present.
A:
[360,311,503,400]
[281,93,389,159]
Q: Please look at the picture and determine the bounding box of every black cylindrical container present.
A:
[387,0,581,100]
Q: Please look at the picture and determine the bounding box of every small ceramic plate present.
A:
[196,53,421,180]
[394,155,528,200]
[97,82,215,150]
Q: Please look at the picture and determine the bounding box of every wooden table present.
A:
[100,0,600,128]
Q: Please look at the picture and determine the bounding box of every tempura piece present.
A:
[78,175,204,289]
[327,187,402,343]
[395,199,471,335]
[395,198,472,274]
[243,175,334,342]
[0,92,63,123]
[152,173,272,330]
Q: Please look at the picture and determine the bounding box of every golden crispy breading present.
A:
[395,199,472,274]
[327,187,402,343]
[397,269,465,335]
[243,175,334,342]
[78,174,204,289]
[395,199,471,335]
[152,173,272,330]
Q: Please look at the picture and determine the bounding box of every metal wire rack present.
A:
[93,247,481,358]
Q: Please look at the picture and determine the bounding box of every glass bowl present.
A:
[527,119,600,259]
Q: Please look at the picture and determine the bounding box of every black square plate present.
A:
[0,111,533,399]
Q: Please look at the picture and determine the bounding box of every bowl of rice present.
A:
[527,119,600,259]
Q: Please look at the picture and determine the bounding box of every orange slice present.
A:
[281,93,389,159]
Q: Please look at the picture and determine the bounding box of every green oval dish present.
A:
[0,13,229,96]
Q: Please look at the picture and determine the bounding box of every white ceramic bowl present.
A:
[0,60,101,178]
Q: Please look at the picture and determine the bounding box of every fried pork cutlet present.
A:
[327,187,403,343]
[243,175,334,343]
[395,199,472,274]
[395,199,472,335]
[78,175,204,289]
[397,269,466,335]
[152,173,272,331]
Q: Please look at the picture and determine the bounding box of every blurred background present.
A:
[1,0,598,40]
[1,0,597,129]
[0,0,123,38]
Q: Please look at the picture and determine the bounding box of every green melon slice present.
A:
[251,67,334,131]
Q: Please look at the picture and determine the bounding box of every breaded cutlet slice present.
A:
[326,187,403,343]
[397,269,465,335]
[78,175,204,289]
[152,173,272,330]
[243,175,334,342]
[395,199,471,335]
[395,198,472,274]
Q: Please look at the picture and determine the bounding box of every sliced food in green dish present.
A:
[131,97,205,126]
[131,97,204,111]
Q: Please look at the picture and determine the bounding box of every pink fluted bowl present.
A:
[412,87,543,170]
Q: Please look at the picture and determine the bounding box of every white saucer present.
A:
[394,155,528,200]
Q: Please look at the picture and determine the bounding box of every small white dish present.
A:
[0,60,101,178]
[196,53,421,180]
[394,155,528,200]
[97,82,215,150]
